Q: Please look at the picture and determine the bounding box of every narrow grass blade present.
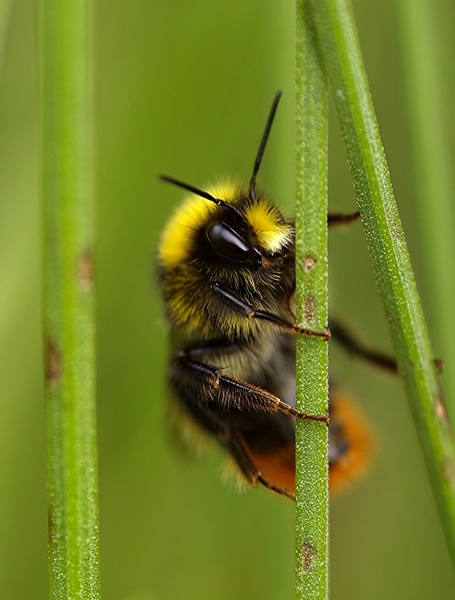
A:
[309,0,455,567]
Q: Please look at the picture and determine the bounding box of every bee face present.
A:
[158,182,295,338]
[157,92,372,499]
[160,183,294,268]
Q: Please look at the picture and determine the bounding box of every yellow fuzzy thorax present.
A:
[244,200,292,253]
[159,182,292,268]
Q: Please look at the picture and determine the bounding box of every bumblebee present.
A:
[158,92,391,499]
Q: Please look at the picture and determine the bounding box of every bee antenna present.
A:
[159,175,224,205]
[159,175,243,216]
[249,90,282,200]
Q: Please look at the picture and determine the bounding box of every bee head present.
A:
[158,182,293,279]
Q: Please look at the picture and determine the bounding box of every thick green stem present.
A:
[295,2,329,598]
[39,1,101,598]
[310,0,455,568]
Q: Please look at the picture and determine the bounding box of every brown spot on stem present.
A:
[434,358,444,373]
[394,226,402,242]
[77,249,94,288]
[301,542,318,573]
[304,293,316,323]
[45,340,61,384]
[303,254,316,272]
[436,392,450,426]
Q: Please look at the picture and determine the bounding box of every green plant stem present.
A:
[309,0,455,567]
[295,2,329,598]
[397,0,455,409]
[39,1,101,598]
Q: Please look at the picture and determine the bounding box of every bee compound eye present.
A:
[206,222,250,261]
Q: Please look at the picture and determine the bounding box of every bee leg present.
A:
[328,211,360,226]
[211,283,330,339]
[330,319,397,373]
[331,319,444,373]
[229,434,296,500]
[190,403,296,500]
[171,353,328,423]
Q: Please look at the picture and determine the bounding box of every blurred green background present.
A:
[1,0,455,598]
